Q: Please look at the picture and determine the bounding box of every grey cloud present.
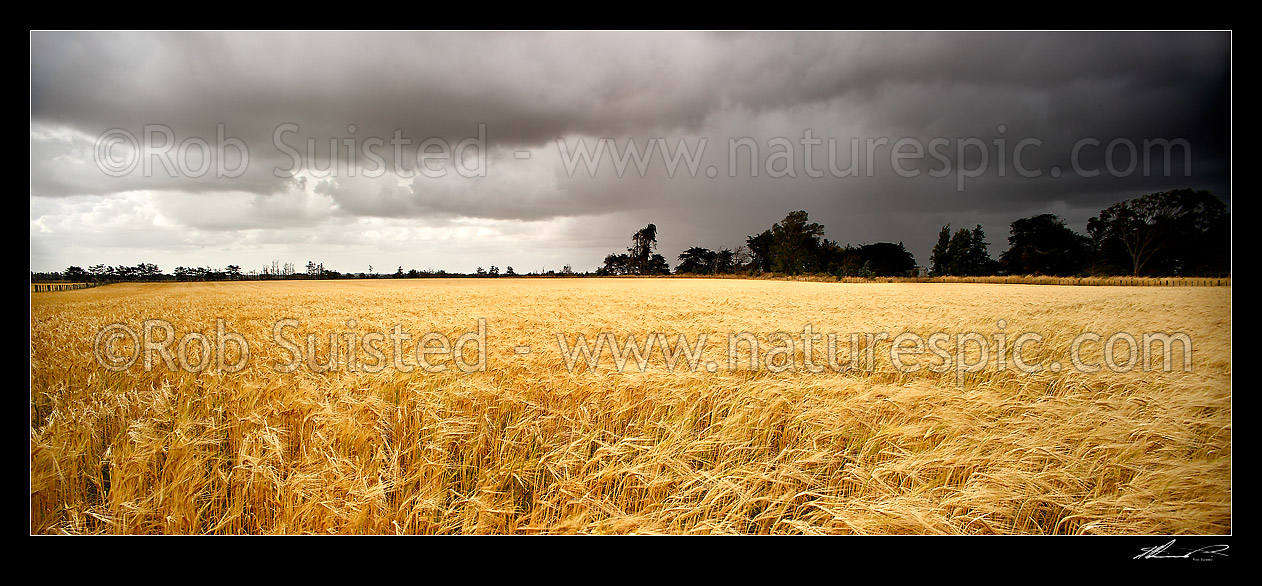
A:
[29,31,1230,272]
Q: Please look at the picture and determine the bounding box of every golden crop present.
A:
[29,279,1231,534]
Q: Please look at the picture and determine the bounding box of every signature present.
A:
[1134,539,1229,560]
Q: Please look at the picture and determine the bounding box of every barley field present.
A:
[29,279,1231,535]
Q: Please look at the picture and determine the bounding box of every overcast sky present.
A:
[29,31,1231,275]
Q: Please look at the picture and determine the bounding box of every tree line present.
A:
[599,188,1228,278]
[965,188,1229,277]
[597,211,919,278]
[34,262,572,283]
[36,189,1229,283]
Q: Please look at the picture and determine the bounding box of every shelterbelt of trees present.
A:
[596,188,1229,278]
[36,189,1229,283]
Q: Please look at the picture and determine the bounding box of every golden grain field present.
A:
[29,279,1231,534]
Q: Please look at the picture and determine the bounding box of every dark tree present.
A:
[598,223,663,276]
[929,225,952,276]
[135,263,161,280]
[88,264,109,281]
[1000,214,1091,276]
[647,254,671,275]
[745,230,774,273]
[1087,189,1230,276]
[854,242,918,276]
[598,253,630,276]
[715,248,737,274]
[64,266,88,281]
[965,225,996,276]
[946,228,974,275]
[769,210,826,275]
[929,224,995,276]
[676,247,718,274]
[627,224,659,275]
[813,239,846,275]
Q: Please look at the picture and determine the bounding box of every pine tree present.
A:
[947,228,973,276]
[930,225,951,275]
[966,225,991,276]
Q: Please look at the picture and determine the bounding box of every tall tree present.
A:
[1001,214,1090,276]
[627,224,659,275]
[745,230,773,273]
[1087,189,1230,276]
[946,228,974,275]
[769,210,825,275]
[929,225,952,276]
[715,248,737,274]
[964,225,994,276]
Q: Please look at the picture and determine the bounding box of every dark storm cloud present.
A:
[31,32,1227,133]
[30,31,1230,271]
